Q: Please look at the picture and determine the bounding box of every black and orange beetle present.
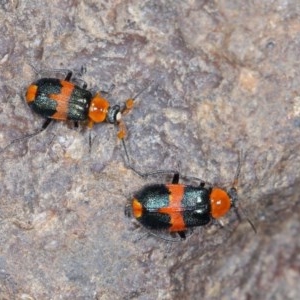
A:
[25,71,134,137]
[1,69,146,153]
[126,156,256,239]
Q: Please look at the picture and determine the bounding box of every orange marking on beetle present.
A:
[159,184,186,232]
[132,198,143,219]
[126,98,134,109]
[88,93,109,123]
[122,98,134,116]
[49,80,75,120]
[117,119,127,139]
[210,188,231,219]
[87,119,94,128]
[26,84,38,103]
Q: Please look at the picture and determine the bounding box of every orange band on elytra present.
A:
[49,80,75,120]
[159,184,186,232]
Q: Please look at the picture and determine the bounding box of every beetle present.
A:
[126,155,256,239]
[1,69,147,153]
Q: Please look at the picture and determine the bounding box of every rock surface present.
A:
[0,1,299,299]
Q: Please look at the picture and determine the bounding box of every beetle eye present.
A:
[106,105,121,124]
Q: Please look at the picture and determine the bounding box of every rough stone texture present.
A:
[0,1,299,299]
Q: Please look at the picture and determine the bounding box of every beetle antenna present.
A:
[121,138,131,166]
[231,150,256,233]
[121,80,153,115]
[232,150,242,189]
[233,203,257,234]
[132,80,154,101]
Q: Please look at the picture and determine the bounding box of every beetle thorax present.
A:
[89,94,109,123]
[210,188,231,219]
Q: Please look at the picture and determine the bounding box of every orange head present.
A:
[88,93,122,124]
[209,152,256,232]
[210,187,232,219]
[210,152,241,219]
